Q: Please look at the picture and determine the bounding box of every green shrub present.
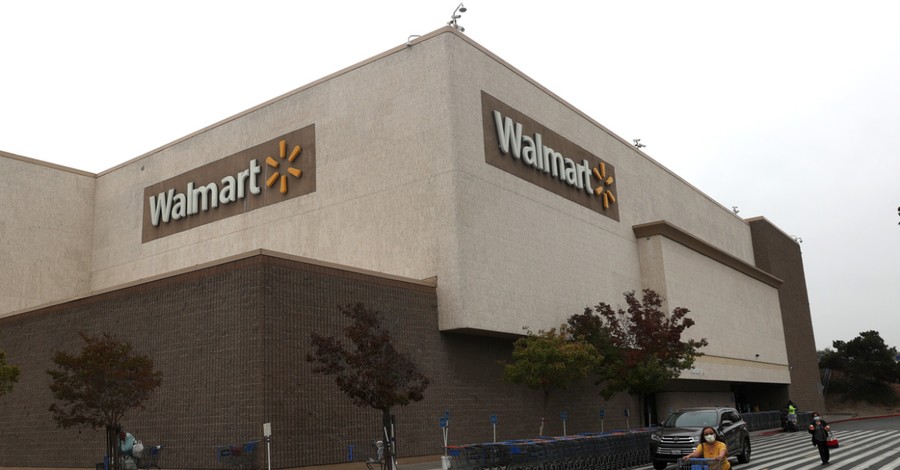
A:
[828,376,899,406]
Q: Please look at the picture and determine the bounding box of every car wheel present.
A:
[737,438,751,463]
[653,460,668,470]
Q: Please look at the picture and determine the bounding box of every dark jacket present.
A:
[808,418,829,444]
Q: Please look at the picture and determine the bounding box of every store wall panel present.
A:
[0,153,94,317]
[748,218,825,412]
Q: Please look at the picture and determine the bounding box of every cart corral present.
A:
[447,429,653,470]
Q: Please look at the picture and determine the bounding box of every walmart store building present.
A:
[0,28,823,469]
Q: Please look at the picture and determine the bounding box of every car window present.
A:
[722,410,740,424]
[663,410,717,428]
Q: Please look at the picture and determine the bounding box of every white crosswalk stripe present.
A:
[881,456,900,470]
[632,430,900,470]
[845,445,900,470]
[792,436,895,469]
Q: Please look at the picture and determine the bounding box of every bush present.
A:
[828,376,899,406]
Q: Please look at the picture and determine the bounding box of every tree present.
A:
[819,330,899,404]
[568,289,708,425]
[0,349,21,397]
[307,302,429,470]
[47,332,162,470]
[503,325,601,403]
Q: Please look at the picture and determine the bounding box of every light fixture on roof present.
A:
[732,206,740,215]
[448,3,467,32]
[633,138,645,148]
[791,235,803,244]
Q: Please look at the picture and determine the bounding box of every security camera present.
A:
[459,26,465,32]
[448,3,467,31]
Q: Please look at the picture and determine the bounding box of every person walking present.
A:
[808,411,831,465]
[683,426,731,470]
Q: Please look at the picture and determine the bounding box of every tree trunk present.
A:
[381,408,394,470]
[638,393,646,427]
[105,425,117,470]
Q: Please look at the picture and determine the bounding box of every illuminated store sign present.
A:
[481,92,618,221]
[142,125,316,242]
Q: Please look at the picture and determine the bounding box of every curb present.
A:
[753,413,900,437]
[828,413,900,424]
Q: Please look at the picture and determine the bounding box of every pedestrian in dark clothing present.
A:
[808,411,831,464]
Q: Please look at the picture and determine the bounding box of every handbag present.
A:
[825,431,839,449]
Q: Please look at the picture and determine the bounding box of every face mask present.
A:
[704,434,716,443]
[814,416,821,421]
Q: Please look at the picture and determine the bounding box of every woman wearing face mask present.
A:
[808,412,831,464]
[682,426,731,470]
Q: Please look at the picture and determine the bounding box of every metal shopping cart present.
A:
[134,444,163,470]
[218,442,260,470]
[366,440,385,470]
[667,458,724,470]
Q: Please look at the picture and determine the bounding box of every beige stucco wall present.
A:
[3,30,789,390]
[656,390,736,419]
[89,32,460,295]
[630,235,789,383]
[434,31,763,335]
[658,237,788,376]
[634,235,790,383]
[0,152,94,317]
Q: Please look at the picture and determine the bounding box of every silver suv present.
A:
[649,407,751,469]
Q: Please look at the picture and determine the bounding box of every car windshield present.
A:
[663,410,717,428]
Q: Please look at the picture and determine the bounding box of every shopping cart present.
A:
[135,444,163,470]
[218,441,260,470]
[667,458,724,470]
[366,440,385,470]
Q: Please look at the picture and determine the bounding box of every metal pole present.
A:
[263,423,272,470]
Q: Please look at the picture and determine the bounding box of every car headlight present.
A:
[688,435,699,443]
[650,433,661,442]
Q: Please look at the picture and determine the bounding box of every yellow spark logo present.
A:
[265,139,303,194]
[592,162,616,209]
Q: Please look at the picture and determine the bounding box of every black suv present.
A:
[649,407,751,469]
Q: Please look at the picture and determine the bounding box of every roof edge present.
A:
[633,220,783,288]
[0,249,437,322]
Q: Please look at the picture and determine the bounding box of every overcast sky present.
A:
[2,1,898,352]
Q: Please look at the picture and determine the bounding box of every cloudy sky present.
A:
[2,1,898,351]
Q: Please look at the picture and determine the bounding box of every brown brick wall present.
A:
[748,218,825,412]
[0,256,268,468]
[0,254,637,469]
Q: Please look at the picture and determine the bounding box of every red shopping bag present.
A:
[826,431,839,448]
